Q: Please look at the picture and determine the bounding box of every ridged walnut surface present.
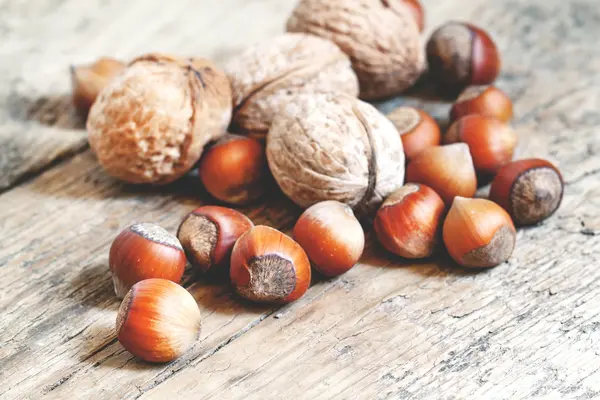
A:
[286,0,424,100]
[267,92,405,216]
[87,54,230,184]
[224,33,359,137]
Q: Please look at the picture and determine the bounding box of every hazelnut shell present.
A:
[116,279,201,363]
[443,197,516,268]
[293,201,365,276]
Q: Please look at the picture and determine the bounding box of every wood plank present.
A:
[0,0,297,190]
[0,0,599,399]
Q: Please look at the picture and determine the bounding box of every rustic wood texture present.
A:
[0,0,599,399]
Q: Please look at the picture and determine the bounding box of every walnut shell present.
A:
[266,92,405,217]
[224,33,359,138]
[87,54,231,184]
[287,0,424,100]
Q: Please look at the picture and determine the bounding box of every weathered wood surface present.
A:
[1,0,599,399]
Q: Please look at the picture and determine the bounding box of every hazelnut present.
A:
[71,57,125,117]
[267,92,406,217]
[427,22,500,93]
[109,223,186,298]
[443,197,516,268]
[230,226,311,303]
[198,134,267,205]
[224,33,358,138]
[177,206,254,274]
[293,201,365,277]
[287,0,424,100]
[490,159,564,226]
[374,184,445,259]
[387,107,441,161]
[445,115,518,175]
[450,85,513,123]
[116,279,201,363]
[87,53,231,184]
[406,143,477,205]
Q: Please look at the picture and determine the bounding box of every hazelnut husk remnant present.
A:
[287,0,424,100]
[87,53,231,184]
[224,33,358,138]
[71,57,125,117]
[490,159,564,226]
[267,92,405,217]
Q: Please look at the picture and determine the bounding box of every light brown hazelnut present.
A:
[287,0,424,100]
[267,92,405,217]
[87,54,231,184]
[224,33,358,138]
[71,57,125,117]
[386,107,441,161]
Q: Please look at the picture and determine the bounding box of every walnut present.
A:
[87,54,232,184]
[286,0,424,100]
[224,33,359,138]
[266,92,405,217]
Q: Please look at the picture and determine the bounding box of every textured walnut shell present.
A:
[267,93,405,217]
[87,54,230,184]
[224,33,358,138]
[287,0,424,100]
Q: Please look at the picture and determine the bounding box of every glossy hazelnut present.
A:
[109,223,186,298]
[374,184,446,259]
[445,114,518,175]
[387,107,441,161]
[177,206,254,275]
[116,279,201,363]
[406,143,477,205]
[490,159,564,226]
[230,226,311,303]
[427,22,500,93]
[450,85,513,122]
[70,57,125,116]
[443,197,516,268]
[199,134,267,205]
[293,201,364,277]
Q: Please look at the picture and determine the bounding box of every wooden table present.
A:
[1,0,599,398]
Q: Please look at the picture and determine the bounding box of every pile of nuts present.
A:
[71,0,564,363]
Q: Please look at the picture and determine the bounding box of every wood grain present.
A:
[0,0,599,399]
